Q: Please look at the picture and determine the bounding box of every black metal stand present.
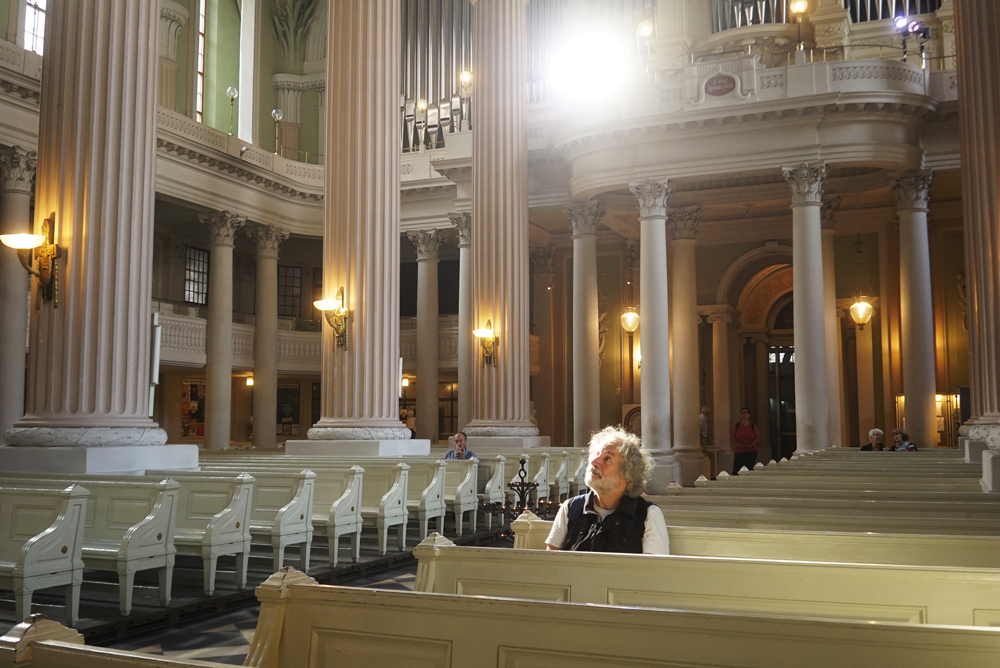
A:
[485,457,558,542]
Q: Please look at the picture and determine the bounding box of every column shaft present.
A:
[708,310,733,475]
[451,213,473,432]
[410,230,443,443]
[249,225,287,449]
[855,321,877,445]
[821,202,844,446]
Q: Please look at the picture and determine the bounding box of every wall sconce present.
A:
[1,215,60,307]
[401,377,409,387]
[473,319,497,367]
[314,286,349,349]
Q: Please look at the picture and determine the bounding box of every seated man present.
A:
[545,426,670,555]
[444,431,477,460]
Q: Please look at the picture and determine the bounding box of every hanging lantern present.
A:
[850,296,874,329]
[620,306,640,334]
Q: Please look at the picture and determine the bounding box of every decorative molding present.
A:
[408,229,444,261]
[629,179,672,218]
[821,195,841,230]
[667,207,701,240]
[831,63,923,86]
[199,210,247,246]
[562,200,604,238]
[782,163,827,206]
[530,246,554,274]
[247,224,290,259]
[0,145,36,194]
[889,169,934,211]
[272,0,321,71]
[449,212,471,247]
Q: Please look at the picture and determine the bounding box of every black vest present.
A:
[561,491,651,554]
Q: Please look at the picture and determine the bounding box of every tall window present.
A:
[278,266,302,317]
[184,247,210,305]
[24,0,46,55]
[195,0,207,122]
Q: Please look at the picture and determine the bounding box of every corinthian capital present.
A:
[782,163,827,206]
[408,229,443,261]
[0,146,37,194]
[449,212,471,246]
[889,169,934,211]
[562,200,604,238]
[199,211,247,246]
[247,224,289,259]
[629,179,673,218]
[531,246,554,274]
[667,207,702,240]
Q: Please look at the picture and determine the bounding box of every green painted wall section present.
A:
[204,0,241,134]
[298,88,320,162]
[0,1,10,40]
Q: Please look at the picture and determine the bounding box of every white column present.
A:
[465,0,538,442]
[855,318,877,445]
[531,246,555,442]
[564,200,602,448]
[629,179,678,491]
[159,0,189,111]
[705,306,733,475]
[954,0,1000,454]
[2,2,195,471]
[752,336,773,462]
[306,0,411,447]
[248,225,288,449]
[273,76,304,159]
[200,212,245,450]
[0,147,35,445]
[821,196,844,447]
[667,207,707,484]
[450,213,473,432]
[409,230,443,443]
[783,163,830,451]
[890,170,938,448]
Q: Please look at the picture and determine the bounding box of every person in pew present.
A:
[544,426,670,555]
[861,428,885,451]
[731,407,760,474]
[889,428,918,451]
[444,431,478,460]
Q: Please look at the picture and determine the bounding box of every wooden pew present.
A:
[510,512,1000,568]
[412,536,1000,627]
[652,493,1000,519]
[8,568,1000,668]
[708,475,982,494]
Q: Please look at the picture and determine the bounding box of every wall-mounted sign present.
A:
[704,74,736,97]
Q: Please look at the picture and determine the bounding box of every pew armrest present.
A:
[119,480,180,559]
[273,471,316,537]
[204,474,255,545]
[329,467,364,528]
[17,486,89,575]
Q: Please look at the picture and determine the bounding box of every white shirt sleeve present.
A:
[544,500,570,549]
[642,505,670,555]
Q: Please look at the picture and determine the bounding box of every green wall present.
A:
[0,0,10,42]
[204,0,241,133]
[258,0,278,153]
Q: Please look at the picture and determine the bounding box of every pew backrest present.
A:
[0,485,88,573]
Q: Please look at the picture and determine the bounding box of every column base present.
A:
[465,436,551,451]
[464,424,539,438]
[982,449,1000,493]
[0,444,199,475]
[965,438,989,466]
[674,449,709,487]
[307,426,411,441]
[644,452,680,494]
[286,439,431,457]
[5,426,168,447]
[962,422,1000,450]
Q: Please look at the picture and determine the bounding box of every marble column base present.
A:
[286,439,431,457]
[307,426,411,441]
[981,449,1000,493]
[962,422,1000,450]
[674,448,709,487]
[464,435,551,451]
[644,452,680,494]
[0,444,198,475]
[464,424,540,438]
[5,426,168,447]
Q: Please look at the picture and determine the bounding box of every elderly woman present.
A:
[861,428,885,451]
[889,428,918,451]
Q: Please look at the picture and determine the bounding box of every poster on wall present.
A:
[181,378,206,437]
[622,404,641,437]
[277,384,300,436]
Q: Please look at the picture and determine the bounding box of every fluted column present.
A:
[890,170,938,448]
[705,306,734,476]
[668,207,706,484]
[530,246,555,442]
[5,1,168,449]
[200,212,245,450]
[752,335,773,461]
[629,179,678,491]
[465,0,537,439]
[273,77,305,159]
[450,213,473,431]
[248,225,288,449]
[159,0,189,111]
[309,0,409,442]
[564,200,602,447]
[821,196,844,447]
[954,0,1000,452]
[782,163,829,451]
[409,230,443,442]
[0,147,35,445]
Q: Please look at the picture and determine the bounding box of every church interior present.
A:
[1,0,1000,665]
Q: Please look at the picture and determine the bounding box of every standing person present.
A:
[731,407,760,474]
[699,406,711,447]
[444,431,478,460]
[861,428,885,451]
[889,428,918,451]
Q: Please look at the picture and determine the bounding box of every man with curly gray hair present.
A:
[545,426,670,554]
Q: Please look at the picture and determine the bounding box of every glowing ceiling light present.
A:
[551,31,628,102]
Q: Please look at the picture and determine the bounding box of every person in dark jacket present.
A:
[860,428,885,451]
[544,426,669,554]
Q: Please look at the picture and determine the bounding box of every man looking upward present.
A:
[545,426,669,554]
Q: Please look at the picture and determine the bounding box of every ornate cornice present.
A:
[199,211,247,246]
[247,224,290,259]
[0,145,36,194]
[448,212,471,246]
[530,246,554,274]
[667,206,701,240]
[889,169,934,211]
[821,195,841,230]
[562,200,604,238]
[782,163,827,206]
[629,179,672,218]
[408,229,444,261]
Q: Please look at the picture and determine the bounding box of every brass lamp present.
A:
[850,297,874,330]
[789,0,809,51]
[473,319,497,367]
[620,306,640,334]
[1,215,60,307]
[314,286,349,349]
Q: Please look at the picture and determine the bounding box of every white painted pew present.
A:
[685,483,1000,503]
[654,493,1000,519]
[711,474,981,493]
[746,467,981,480]
[476,454,505,529]
[510,512,1000,568]
[0,486,87,626]
[148,469,314,573]
[413,536,1000,627]
[0,476,179,616]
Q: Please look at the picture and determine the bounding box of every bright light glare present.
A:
[789,0,808,14]
[0,234,44,249]
[313,299,339,312]
[893,16,908,29]
[551,32,628,102]
[637,20,654,38]
[473,328,494,339]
